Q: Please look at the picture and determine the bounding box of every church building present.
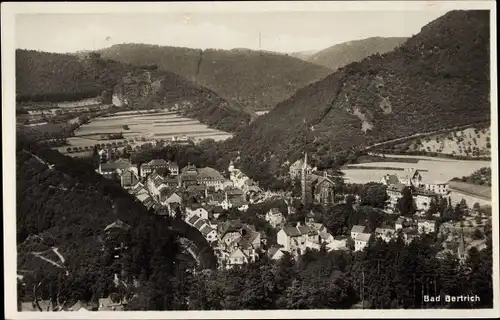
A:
[301,153,336,206]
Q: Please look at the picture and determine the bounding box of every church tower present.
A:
[301,153,312,205]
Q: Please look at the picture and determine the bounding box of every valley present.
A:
[11,7,494,314]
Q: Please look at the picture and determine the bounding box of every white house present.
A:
[319,231,335,244]
[395,217,405,231]
[380,174,400,186]
[186,206,209,220]
[267,246,285,260]
[277,224,318,254]
[354,233,372,252]
[413,189,439,212]
[227,248,248,269]
[417,219,437,234]
[161,191,182,207]
[277,226,306,253]
[350,225,366,240]
[399,168,423,187]
[386,183,406,209]
[200,225,218,243]
[265,208,285,228]
[326,238,348,251]
[420,172,450,195]
[230,169,250,190]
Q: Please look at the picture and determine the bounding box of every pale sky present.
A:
[16,11,449,54]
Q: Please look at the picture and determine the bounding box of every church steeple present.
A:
[457,227,467,263]
[301,152,312,205]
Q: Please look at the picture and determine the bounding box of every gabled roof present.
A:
[395,217,405,224]
[198,167,225,180]
[136,193,150,202]
[188,215,200,225]
[268,208,281,215]
[351,225,366,234]
[267,245,284,258]
[201,225,215,236]
[355,233,372,242]
[319,231,333,240]
[194,219,207,230]
[148,159,168,166]
[314,176,335,187]
[282,226,301,237]
[219,220,244,237]
[229,248,248,259]
[388,183,406,193]
[181,164,198,174]
[237,231,260,250]
[383,174,400,184]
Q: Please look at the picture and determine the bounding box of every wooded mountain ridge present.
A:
[304,37,408,70]
[16,50,251,133]
[99,44,333,111]
[225,10,490,177]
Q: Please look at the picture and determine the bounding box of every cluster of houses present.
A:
[94,153,480,270]
[349,215,438,252]
[381,168,450,213]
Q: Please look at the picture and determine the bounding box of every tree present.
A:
[323,204,350,236]
[397,187,416,216]
[472,228,484,240]
[426,200,439,219]
[359,183,388,208]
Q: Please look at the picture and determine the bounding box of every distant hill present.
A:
[16,50,251,133]
[226,10,490,177]
[99,44,333,111]
[288,49,320,60]
[305,37,408,70]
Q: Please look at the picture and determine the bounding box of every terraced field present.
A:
[55,109,233,154]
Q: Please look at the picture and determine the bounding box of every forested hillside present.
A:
[16,135,216,309]
[226,10,490,179]
[305,37,408,70]
[99,45,333,111]
[16,50,251,133]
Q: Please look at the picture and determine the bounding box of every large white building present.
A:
[354,233,372,252]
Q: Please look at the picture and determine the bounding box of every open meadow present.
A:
[55,109,233,153]
[342,156,491,206]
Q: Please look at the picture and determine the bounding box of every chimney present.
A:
[297,221,301,228]
[323,170,328,177]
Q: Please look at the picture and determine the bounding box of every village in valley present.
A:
[11,6,494,313]
[95,145,491,273]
